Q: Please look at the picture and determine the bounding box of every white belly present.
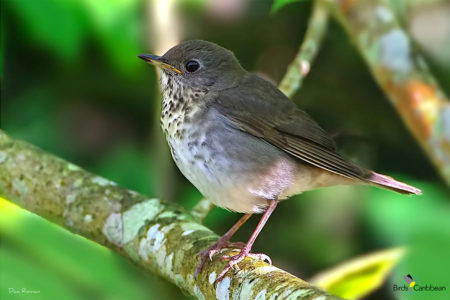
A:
[161,91,351,213]
[166,124,308,214]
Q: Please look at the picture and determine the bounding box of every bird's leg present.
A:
[216,199,278,282]
[194,213,252,278]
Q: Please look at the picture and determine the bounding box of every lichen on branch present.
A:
[329,0,450,185]
[0,130,342,300]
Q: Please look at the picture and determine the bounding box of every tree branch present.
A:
[278,0,330,98]
[328,0,450,185]
[0,130,342,300]
[192,197,215,222]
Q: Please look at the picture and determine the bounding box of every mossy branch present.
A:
[0,130,342,300]
[328,0,450,185]
[192,197,215,222]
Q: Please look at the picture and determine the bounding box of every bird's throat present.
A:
[159,73,207,141]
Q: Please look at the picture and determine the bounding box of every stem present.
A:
[278,0,330,98]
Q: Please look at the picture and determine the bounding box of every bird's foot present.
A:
[194,241,246,278]
[215,249,272,282]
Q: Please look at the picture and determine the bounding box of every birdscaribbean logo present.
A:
[392,274,447,294]
[404,274,417,293]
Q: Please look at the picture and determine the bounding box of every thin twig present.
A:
[278,0,330,98]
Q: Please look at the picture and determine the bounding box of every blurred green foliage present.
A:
[271,0,305,13]
[1,0,450,299]
[364,182,450,300]
[0,198,188,300]
[6,0,142,71]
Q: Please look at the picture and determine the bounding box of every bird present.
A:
[138,40,421,282]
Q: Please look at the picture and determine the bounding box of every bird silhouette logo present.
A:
[404,274,416,293]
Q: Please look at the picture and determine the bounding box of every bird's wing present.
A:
[212,73,369,180]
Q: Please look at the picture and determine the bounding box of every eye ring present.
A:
[185,60,200,72]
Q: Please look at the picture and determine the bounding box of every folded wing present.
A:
[213,73,370,180]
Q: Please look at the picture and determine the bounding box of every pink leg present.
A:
[216,199,279,282]
[194,213,252,278]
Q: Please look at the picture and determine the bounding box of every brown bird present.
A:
[138,40,421,281]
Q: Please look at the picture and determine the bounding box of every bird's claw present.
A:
[194,241,246,278]
[215,251,272,282]
[222,253,271,264]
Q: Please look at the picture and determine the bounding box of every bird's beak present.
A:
[138,54,182,74]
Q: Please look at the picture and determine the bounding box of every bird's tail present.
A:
[368,172,421,195]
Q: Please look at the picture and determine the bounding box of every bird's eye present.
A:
[185,60,200,72]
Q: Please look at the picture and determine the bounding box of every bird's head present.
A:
[138,40,245,91]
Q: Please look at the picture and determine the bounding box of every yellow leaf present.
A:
[0,197,24,223]
[310,247,406,299]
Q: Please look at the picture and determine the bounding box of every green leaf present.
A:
[310,247,405,299]
[363,180,450,300]
[0,198,186,300]
[6,0,86,62]
[271,0,306,14]
[79,0,142,73]
[6,0,142,71]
